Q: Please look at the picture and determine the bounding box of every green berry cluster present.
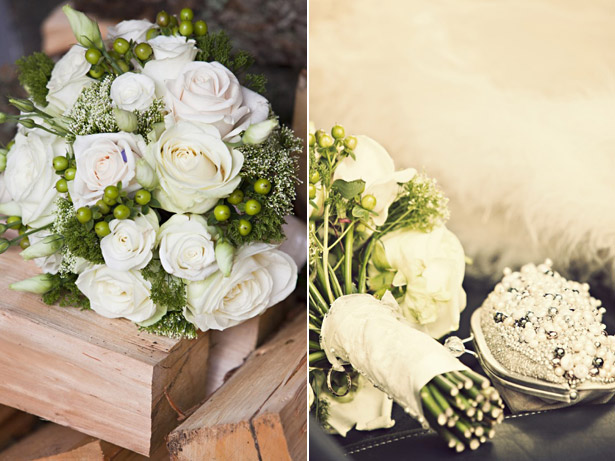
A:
[83,7,208,82]
[210,177,273,237]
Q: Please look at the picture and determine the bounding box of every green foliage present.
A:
[141,259,187,313]
[383,173,450,234]
[42,272,90,310]
[139,311,197,339]
[15,52,54,107]
[195,30,266,94]
[68,76,165,139]
[229,125,301,246]
[62,216,105,264]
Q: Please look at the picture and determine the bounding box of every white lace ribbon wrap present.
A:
[321,292,468,427]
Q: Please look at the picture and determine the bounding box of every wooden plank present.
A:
[0,422,147,461]
[205,300,291,398]
[0,405,39,451]
[167,312,306,460]
[0,248,210,457]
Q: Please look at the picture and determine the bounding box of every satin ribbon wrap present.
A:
[321,292,468,427]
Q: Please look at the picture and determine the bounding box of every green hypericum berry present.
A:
[308,133,316,147]
[104,185,119,200]
[76,207,92,224]
[146,27,159,40]
[95,221,111,238]
[169,15,178,27]
[214,204,231,221]
[55,178,68,193]
[113,38,130,55]
[6,216,21,228]
[180,8,194,21]
[361,194,377,211]
[135,43,153,61]
[156,11,170,27]
[118,61,130,73]
[113,204,130,220]
[18,226,26,235]
[135,189,151,205]
[53,155,68,171]
[89,65,104,79]
[85,48,102,65]
[344,136,358,150]
[194,20,208,36]
[309,184,316,199]
[318,134,334,148]
[254,178,272,195]
[238,219,252,236]
[64,167,76,181]
[19,237,30,250]
[179,20,193,36]
[0,113,6,123]
[103,195,117,206]
[228,189,244,205]
[245,199,262,216]
[95,199,110,214]
[309,171,320,183]
[331,124,345,139]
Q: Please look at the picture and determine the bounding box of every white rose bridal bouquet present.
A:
[308,125,504,452]
[0,6,301,338]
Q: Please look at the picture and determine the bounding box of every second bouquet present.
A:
[309,125,504,452]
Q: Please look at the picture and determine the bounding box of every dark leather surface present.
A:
[310,277,615,460]
[345,403,615,461]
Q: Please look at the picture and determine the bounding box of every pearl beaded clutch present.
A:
[471,260,615,406]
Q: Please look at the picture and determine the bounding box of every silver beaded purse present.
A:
[471,260,615,408]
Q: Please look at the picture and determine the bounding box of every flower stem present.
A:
[344,223,354,294]
[357,237,378,293]
[309,279,329,314]
[321,204,335,303]
[9,223,53,244]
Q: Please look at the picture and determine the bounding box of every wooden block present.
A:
[167,312,307,461]
[0,248,210,457]
[0,422,147,461]
[0,405,39,451]
[205,299,292,398]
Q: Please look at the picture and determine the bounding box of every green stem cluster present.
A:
[421,370,504,452]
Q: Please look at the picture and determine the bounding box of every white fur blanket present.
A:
[310,0,615,284]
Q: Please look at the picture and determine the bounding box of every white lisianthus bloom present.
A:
[101,211,159,271]
[185,243,297,331]
[76,265,160,323]
[4,131,66,226]
[69,132,146,209]
[165,61,269,139]
[370,226,467,339]
[334,136,416,226]
[106,19,153,43]
[46,45,93,115]
[0,173,12,204]
[145,120,243,213]
[110,72,156,112]
[142,35,198,91]
[158,214,218,281]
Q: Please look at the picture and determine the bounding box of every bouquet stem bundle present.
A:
[422,370,504,452]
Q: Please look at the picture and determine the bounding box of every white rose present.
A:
[165,61,269,139]
[106,19,153,43]
[101,211,159,271]
[158,214,218,281]
[185,243,297,331]
[142,35,198,90]
[4,131,66,226]
[76,265,159,323]
[369,226,467,339]
[29,230,62,274]
[145,120,243,213]
[110,72,156,111]
[334,136,416,226]
[46,45,93,115]
[70,132,146,209]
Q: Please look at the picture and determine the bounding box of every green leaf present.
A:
[351,206,370,220]
[332,179,365,200]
